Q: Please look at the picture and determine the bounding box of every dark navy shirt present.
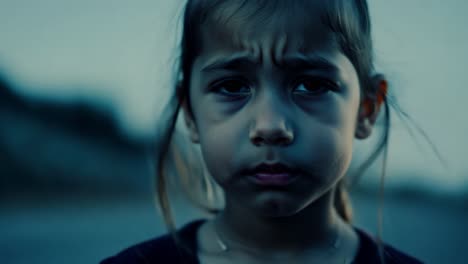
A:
[101,219,423,264]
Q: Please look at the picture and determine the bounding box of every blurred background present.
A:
[0,0,467,263]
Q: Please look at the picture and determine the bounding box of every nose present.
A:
[249,93,294,146]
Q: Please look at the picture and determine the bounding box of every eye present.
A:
[212,79,251,97]
[293,77,336,95]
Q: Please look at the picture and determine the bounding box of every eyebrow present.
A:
[201,54,339,73]
[278,55,339,73]
[201,56,258,73]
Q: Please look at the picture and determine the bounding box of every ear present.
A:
[181,95,200,144]
[355,74,388,140]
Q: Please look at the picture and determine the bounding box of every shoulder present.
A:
[353,227,424,264]
[100,233,179,264]
[100,220,205,264]
[382,244,424,264]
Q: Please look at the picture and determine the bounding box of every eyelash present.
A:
[293,77,338,95]
[210,77,337,98]
[210,78,250,98]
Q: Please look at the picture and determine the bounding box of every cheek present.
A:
[321,130,353,179]
[299,125,353,178]
[197,120,240,184]
[192,93,249,184]
[296,100,358,181]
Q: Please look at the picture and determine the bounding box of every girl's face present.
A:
[185,1,364,217]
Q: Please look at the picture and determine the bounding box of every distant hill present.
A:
[0,77,131,146]
[0,75,154,199]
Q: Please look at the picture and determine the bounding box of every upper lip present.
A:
[249,162,295,175]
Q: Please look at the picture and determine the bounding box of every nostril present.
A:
[278,135,293,145]
[251,134,264,146]
[250,130,294,146]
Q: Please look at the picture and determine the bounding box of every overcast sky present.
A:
[0,0,467,192]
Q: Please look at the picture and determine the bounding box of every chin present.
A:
[252,194,306,218]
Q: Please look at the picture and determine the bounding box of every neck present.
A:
[215,188,343,253]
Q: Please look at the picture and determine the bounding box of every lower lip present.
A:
[249,173,296,186]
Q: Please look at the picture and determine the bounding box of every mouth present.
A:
[247,162,298,186]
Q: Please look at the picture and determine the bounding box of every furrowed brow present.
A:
[201,54,339,73]
[278,55,339,73]
[201,56,258,73]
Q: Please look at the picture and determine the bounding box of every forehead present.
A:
[197,0,340,60]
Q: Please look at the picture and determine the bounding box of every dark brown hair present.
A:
[151,0,402,259]
[150,2,448,263]
[156,0,388,223]
[155,0,392,259]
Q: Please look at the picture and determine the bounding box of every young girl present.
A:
[102,0,423,263]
